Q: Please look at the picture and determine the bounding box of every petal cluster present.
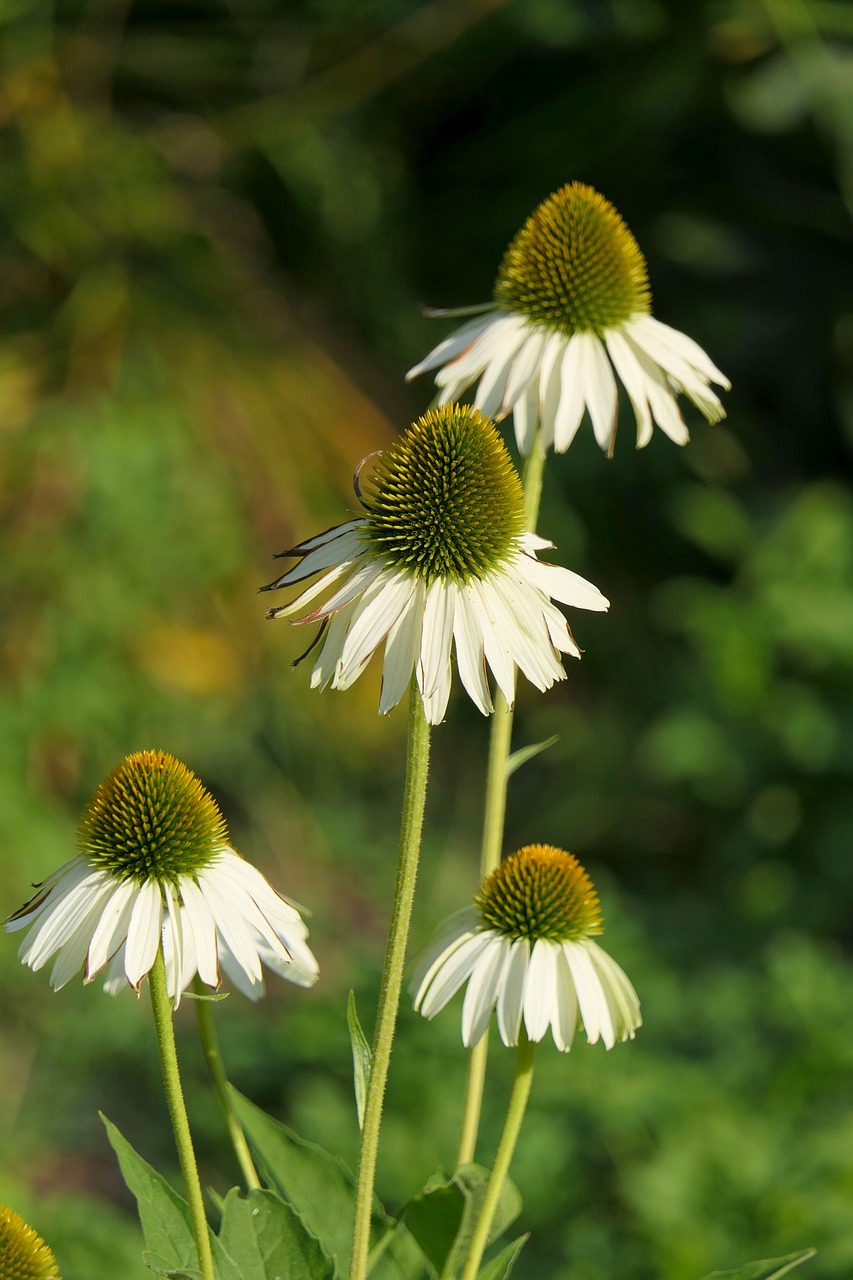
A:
[264,524,608,724]
[411,907,640,1052]
[408,308,730,457]
[6,848,318,1004]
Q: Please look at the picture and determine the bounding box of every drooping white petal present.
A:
[551,948,580,1051]
[18,866,113,969]
[462,934,510,1047]
[283,519,365,557]
[419,578,456,700]
[195,867,264,985]
[577,333,618,455]
[605,329,654,449]
[179,875,226,989]
[379,583,425,714]
[452,585,493,716]
[564,940,610,1046]
[335,568,414,688]
[7,857,92,935]
[627,315,730,388]
[125,879,165,990]
[502,330,548,416]
[418,931,496,1020]
[553,336,588,452]
[495,937,530,1047]
[48,886,120,991]
[267,559,359,622]
[518,553,610,612]
[511,379,542,457]
[163,882,185,1006]
[523,939,559,1043]
[410,909,482,1005]
[585,940,641,1041]
[217,936,265,1001]
[435,313,527,391]
[406,313,497,380]
[86,878,138,980]
[310,599,360,692]
[266,528,367,590]
[537,333,568,447]
[467,579,516,705]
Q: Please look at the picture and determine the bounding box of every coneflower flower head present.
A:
[0,1206,61,1280]
[408,182,730,457]
[6,750,318,1003]
[264,405,609,724]
[412,844,640,1051]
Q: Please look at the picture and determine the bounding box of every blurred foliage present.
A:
[1,0,852,1278]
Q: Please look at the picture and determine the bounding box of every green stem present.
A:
[455,437,546,1167]
[459,1033,536,1280]
[350,681,432,1280]
[193,979,261,1191]
[148,950,215,1280]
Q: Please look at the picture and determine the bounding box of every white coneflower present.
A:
[263,404,608,725]
[0,1206,61,1280]
[5,750,318,1004]
[407,182,729,457]
[412,844,641,1051]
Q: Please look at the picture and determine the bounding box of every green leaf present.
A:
[347,989,373,1131]
[231,1089,370,1276]
[368,1218,432,1280]
[506,736,559,778]
[101,1114,241,1280]
[699,1249,816,1280]
[478,1235,528,1280]
[402,1164,522,1275]
[218,1188,336,1280]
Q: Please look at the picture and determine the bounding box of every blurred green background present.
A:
[1,1,852,1278]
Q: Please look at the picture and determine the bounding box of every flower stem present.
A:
[459,1032,536,1280]
[148,950,215,1280]
[456,437,546,1167]
[193,979,261,1191]
[350,681,431,1280]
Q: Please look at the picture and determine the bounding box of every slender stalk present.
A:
[193,980,261,1191]
[459,1033,536,1280]
[148,950,215,1280]
[350,682,432,1280]
[456,438,546,1166]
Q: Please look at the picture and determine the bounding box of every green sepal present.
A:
[478,1234,528,1280]
[347,989,373,1131]
[506,735,559,779]
[402,1164,522,1276]
[101,1114,242,1280]
[699,1250,816,1280]
[218,1187,336,1280]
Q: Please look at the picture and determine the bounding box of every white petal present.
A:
[410,910,482,1006]
[421,657,453,725]
[266,528,366,590]
[578,333,618,455]
[285,519,364,556]
[452,585,493,716]
[435,313,527,390]
[406,313,497,380]
[296,557,383,625]
[496,937,530,1047]
[86,878,138,980]
[628,315,730,388]
[551,949,579,1051]
[462,936,510,1047]
[474,343,520,420]
[604,329,653,449]
[537,333,568,449]
[267,559,357,622]
[552,336,588,452]
[310,599,359,691]
[47,886,119,991]
[512,379,541,456]
[196,867,264,984]
[379,582,425,715]
[585,941,642,1042]
[418,931,495,1019]
[564,941,610,1046]
[218,936,264,1000]
[468,580,516,705]
[125,879,165,990]
[163,882,185,1007]
[335,568,414,687]
[523,939,559,1043]
[502,330,547,414]
[7,857,91,935]
[179,876,221,988]
[418,579,455,700]
[517,553,609,612]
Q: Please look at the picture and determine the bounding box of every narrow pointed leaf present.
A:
[347,989,373,1130]
[506,736,559,778]
[699,1250,816,1280]
[478,1235,528,1280]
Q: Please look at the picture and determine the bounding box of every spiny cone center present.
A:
[494,182,650,337]
[361,405,525,583]
[76,750,228,884]
[0,1207,61,1280]
[475,844,603,942]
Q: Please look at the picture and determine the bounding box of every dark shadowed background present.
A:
[1,2,852,1278]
